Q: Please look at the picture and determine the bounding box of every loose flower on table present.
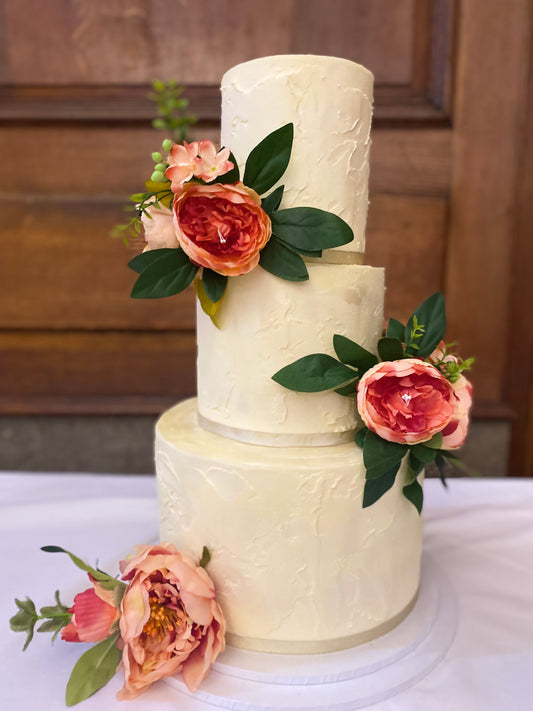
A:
[10,543,225,705]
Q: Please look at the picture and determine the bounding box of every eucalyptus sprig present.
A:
[431,341,475,383]
[149,79,197,143]
[112,79,195,244]
[10,591,71,650]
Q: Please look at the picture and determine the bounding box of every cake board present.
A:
[164,553,457,710]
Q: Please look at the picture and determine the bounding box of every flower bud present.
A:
[162,139,173,152]
[151,170,165,183]
[151,151,163,162]
[154,163,166,172]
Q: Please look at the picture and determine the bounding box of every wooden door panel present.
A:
[0,126,451,197]
[0,0,531,473]
[1,195,446,328]
[0,331,196,413]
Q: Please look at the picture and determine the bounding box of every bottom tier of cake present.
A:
[155,398,422,654]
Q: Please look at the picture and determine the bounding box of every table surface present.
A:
[1,472,532,711]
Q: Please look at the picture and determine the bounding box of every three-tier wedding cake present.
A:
[155,55,422,654]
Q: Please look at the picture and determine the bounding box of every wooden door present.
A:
[1,0,531,474]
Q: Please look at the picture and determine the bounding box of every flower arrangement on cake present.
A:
[10,544,225,705]
[272,292,474,512]
[117,85,353,325]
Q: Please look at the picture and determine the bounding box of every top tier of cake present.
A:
[196,55,384,445]
[221,55,374,255]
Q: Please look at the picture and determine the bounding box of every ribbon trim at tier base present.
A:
[197,413,356,447]
[225,589,419,654]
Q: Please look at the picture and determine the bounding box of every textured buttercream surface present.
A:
[197,262,384,439]
[221,54,373,254]
[156,399,423,652]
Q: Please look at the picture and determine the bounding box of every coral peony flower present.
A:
[61,577,119,643]
[116,543,225,700]
[357,359,456,445]
[141,204,179,251]
[165,141,200,188]
[172,182,272,276]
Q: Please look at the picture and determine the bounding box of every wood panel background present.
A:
[0,0,531,474]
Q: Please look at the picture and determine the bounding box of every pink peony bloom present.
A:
[141,204,179,251]
[61,577,119,643]
[428,342,473,449]
[357,359,456,445]
[440,374,473,449]
[165,141,200,188]
[172,181,271,276]
[193,141,234,183]
[116,543,225,701]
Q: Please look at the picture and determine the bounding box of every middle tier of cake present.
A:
[197,261,384,445]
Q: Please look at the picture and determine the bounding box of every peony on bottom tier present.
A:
[155,398,422,654]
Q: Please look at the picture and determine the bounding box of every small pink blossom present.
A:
[165,140,234,191]
[116,543,225,700]
[194,141,234,182]
[357,359,456,445]
[165,141,199,189]
[61,576,119,643]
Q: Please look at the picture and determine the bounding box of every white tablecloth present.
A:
[1,473,532,710]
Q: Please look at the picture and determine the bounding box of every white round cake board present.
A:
[164,553,457,710]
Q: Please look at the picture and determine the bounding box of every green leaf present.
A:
[9,610,33,633]
[387,317,405,340]
[128,247,188,274]
[37,617,68,635]
[65,633,121,707]
[407,452,425,478]
[435,453,448,488]
[333,334,378,372]
[199,546,211,569]
[377,337,405,362]
[271,207,353,251]
[405,292,446,358]
[40,590,69,618]
[410,443,438,464]
[210,151,240,184]
[424,432,443,449]
[40,547,120,590]
[194,277,223,328]
[403,478,424,514]
[12,597,37,618]
[243,123,293,195]
[131,250,198,298]
[363,431,408,479]
[362,465,399,508]
[261,185,284,215]
[355,427,369,449]
[334,380,358,397]
[202,269,227,304]
[259,237,309,282]
[10,598,38,650]
[274,235,323,258]
[366,459,402,482]
[272,354,356,392]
